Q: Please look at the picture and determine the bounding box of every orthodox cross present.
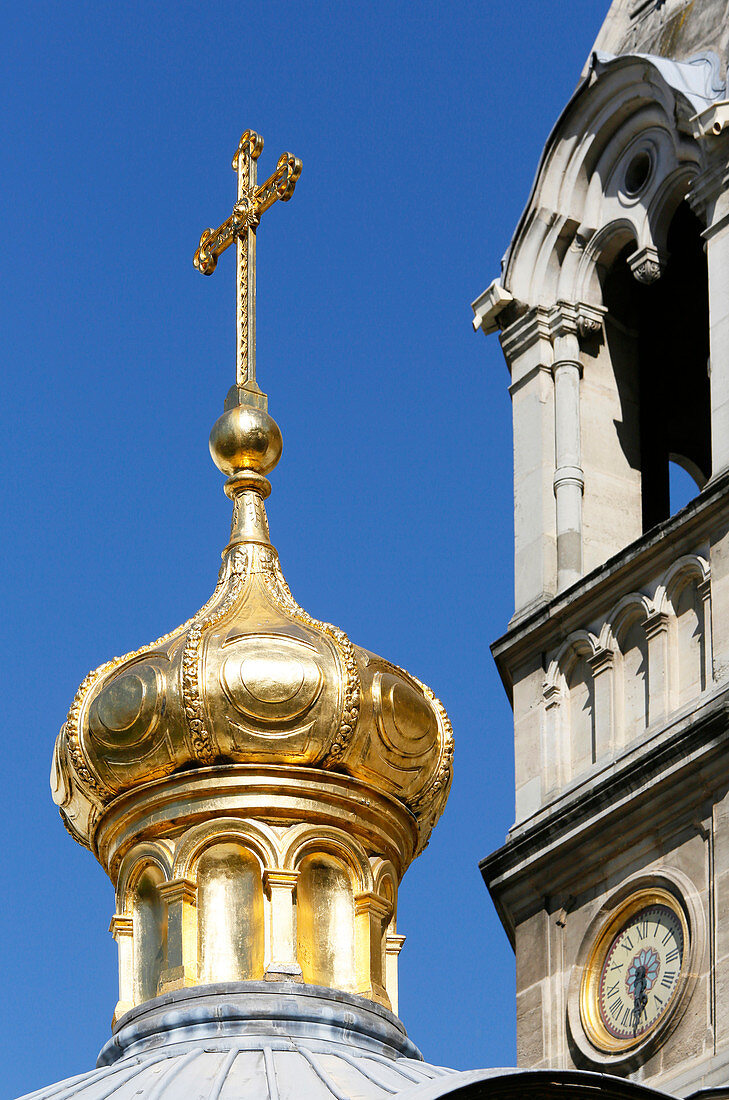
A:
[194,130,302,401]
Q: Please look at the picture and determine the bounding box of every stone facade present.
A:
[476,11,729,1096]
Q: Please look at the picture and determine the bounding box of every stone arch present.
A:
[545,631,599,786]
[172,818,280,881]
[658,555,711,706]
[655,555,710,614]
[606,593,652,746]
[117,841,172,915]
[282,824,374,893]
[504,55,707,308]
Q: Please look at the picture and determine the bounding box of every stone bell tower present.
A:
[475,4,729,1095]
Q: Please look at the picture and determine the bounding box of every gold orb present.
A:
[209,404,283,477]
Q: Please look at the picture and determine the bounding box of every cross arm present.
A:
[193,152,302,276]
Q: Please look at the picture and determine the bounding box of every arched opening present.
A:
[197,842,264,983]
[567,656,595,776]
[619,618,649,740]
[132,865,166,1003]
[674,581,705,704]
[602,200,710,533]
[296,852,355,991]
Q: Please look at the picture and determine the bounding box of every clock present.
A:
[580,888,689,1054]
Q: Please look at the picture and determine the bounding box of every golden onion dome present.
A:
[51,131,453,1021]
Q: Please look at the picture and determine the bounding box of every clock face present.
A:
[598,904,684,1041]
[580,890,689,1054]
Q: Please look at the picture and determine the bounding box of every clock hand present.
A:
[632,964,648,1034]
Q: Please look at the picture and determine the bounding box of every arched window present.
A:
[132,865,166,1003]
[197,842,264,983]
[602,201,710,532]
[297,852,355,991]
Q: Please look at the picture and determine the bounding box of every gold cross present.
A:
[194,130,302,403]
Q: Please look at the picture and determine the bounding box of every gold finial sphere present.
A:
[209,403,283,478]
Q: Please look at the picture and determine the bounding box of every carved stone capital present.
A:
[354,891,392,920]
[548,300,605,345]
[158,878,197,907]
[587,647,614,677]
[628,245,666,285]
[263,868,299,893]
[109,914,134,939]
[644,611,670,640]
[544,683,562,710]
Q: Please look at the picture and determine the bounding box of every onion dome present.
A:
[50,132,453,1026]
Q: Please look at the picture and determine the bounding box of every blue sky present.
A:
[2,2,610,1094]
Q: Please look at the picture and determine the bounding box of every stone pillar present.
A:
[354,891,391,1008]
[543,682,563,793]
[385,932,406,1014]
[158,878,197,992]
[263,869,302,980]
[551,327,583,591]
[501,309,557,616]
[109,914,134,1023]
[691,129,729,477]
[587,647,615,760]
[645,611,670,725]
[705,210,729,478]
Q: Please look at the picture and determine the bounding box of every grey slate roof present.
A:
[13,982,457,1100]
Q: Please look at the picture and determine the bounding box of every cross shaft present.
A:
[194,130,302,395]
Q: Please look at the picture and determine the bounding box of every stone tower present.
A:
[475,3,729,1094]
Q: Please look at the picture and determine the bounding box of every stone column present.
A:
[501,309,557,615]
[587,647,615,760]
[109,913,134,1023]
[158,878,197,992]
[263,869,302,980]
[385,933,406,1014]
[551,324,583,591]
[645,611,670,725]
[354,891,391,1008]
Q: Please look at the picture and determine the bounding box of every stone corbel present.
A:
[471,279,514,335]
[354,891,392,1009]
[627,245,667,285]
[157,878,198,993]
[263,869,302,980]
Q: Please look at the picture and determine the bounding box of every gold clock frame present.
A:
[580,887,689,1054]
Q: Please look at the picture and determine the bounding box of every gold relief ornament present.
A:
[52,128,453,1012]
